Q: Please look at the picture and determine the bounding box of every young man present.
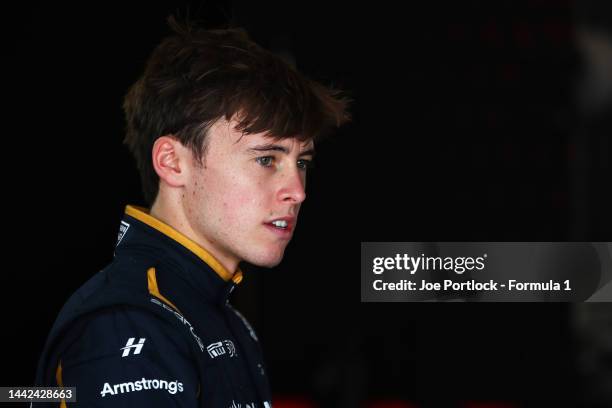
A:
[34,17,349,407]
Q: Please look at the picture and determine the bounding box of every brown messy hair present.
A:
[122,16,351,205]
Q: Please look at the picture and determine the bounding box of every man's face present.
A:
[182,118,314,270]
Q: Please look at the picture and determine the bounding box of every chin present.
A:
[253,256,283,268]
[245,249,285,268]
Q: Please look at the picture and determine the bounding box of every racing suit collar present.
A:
[117,205,243,303]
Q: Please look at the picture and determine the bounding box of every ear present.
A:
[151,135,192,188]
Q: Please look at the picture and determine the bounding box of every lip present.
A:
[263,217,295,239]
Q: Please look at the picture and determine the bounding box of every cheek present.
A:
[225,185,264,217]
[213,178,266,223]
[196,165,270,224]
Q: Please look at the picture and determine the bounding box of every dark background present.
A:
[4,0,612,407]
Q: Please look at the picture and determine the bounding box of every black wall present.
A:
[5,0,602,406]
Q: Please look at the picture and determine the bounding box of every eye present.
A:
[297,159,314,171]
[255,156,274,167]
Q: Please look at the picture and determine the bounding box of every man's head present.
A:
[122,17,349,271]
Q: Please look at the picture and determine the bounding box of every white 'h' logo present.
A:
[120,337,146,357]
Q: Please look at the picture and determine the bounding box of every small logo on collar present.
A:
[116,221,130,246]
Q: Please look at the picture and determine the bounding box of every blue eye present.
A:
[256,156,274,167]
[297,159,314,171]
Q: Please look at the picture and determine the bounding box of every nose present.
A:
[277,166,306,204]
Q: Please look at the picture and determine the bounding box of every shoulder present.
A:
[58,306,199,406]
[62,305,193,368]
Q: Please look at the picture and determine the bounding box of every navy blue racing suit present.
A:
[34,205,273,407]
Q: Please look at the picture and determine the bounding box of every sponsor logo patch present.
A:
[120,337,145,357]
[228,401,272,408]
[150,297,205,352]
[207,340,237,359]
[100,378,184,398]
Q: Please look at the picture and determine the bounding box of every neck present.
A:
[150,192,239,276]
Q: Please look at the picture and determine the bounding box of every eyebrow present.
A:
[247,144,316,157]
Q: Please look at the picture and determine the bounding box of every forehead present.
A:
[212,118,314,151]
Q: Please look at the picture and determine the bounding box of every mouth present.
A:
[263,217,295,238]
